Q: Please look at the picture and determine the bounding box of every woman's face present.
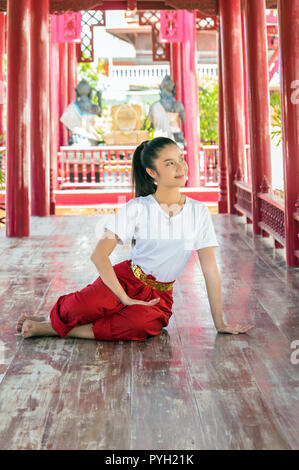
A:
[146,144,188,187]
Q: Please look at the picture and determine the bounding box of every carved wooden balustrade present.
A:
[234,179,292,252]
[57,145,219,189]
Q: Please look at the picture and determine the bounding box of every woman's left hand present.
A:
[216,323,255,335]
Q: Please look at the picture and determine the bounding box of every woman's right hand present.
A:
[120,295,161,307]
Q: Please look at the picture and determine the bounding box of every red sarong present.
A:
[50,259,175,341]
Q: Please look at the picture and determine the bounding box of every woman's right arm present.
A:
[91,229,160,308]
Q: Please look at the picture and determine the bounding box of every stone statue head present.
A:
[75,79,92,100]
[160,75,176,96]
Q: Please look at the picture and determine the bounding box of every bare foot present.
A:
[21,320,58,339]
[16,314,46,333]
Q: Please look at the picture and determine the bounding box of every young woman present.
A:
[17,137,254,340]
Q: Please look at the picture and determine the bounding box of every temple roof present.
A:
[0,0,278,15]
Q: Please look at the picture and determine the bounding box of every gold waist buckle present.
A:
[130,262,174,292]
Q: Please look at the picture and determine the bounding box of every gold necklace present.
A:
[153,193,184,225]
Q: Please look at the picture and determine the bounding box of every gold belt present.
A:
[130,262,175,292]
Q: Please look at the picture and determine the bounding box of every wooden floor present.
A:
[0,212,299,450]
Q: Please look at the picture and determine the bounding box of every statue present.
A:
[74,79,102,116]
[105,103,149,145]
[60,79,104,146]
[147,75,185,145]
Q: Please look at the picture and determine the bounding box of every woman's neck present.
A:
[153,188,184,205]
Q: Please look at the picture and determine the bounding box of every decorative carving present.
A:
[127,0,137,10]
[260,175,271,193]
[77,10,105,63]
[260,198,285,241]
[52,12,82,43]
[196,11,218,31]
[234,166,243,181]
[138,12,170,62]
[105,104,149,145]
[160,11,184,42]
[236,186,252,215]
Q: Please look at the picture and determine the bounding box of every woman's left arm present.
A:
[196,247,254,335]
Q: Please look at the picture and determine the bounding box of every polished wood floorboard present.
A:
[0,213,298,450]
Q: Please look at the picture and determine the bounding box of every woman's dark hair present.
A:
[130,137,177,198]
[130,137,177,247]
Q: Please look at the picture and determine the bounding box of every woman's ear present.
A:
[145,168,155,179]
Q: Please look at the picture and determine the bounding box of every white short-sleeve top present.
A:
[103,195,219,282]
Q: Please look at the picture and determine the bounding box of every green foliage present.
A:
[270,90,282,146]
[0,167,4,188]
[141,117,155,139]
[198,77,218,143]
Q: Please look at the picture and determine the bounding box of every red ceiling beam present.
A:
[0,0,278,13]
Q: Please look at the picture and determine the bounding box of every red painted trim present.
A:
[1,189,219,206]
[52,188,219,206]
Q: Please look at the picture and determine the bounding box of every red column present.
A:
[277,0,299,266]
[0,13,5,145]
[59,41,68,146]
[218,30,228,214]
[241,8,251,184]
[179,41,184,119]
[30,0,50,216]
[170,42,182,102]
[68,42,77,104]
[219,0,245,213]
[6,0,31,237]
[181,10,200,187]
[244,0,272,235]
[50,24,60,215]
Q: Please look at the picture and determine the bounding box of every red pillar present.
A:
[50,21,60,215]
[218,30,228,214]
[241,8,251,185]
[30,0,50,216]
[277,0,299,266]
[59,41,68,146]
[244,0,272,235]
[170,42,182,102]
[181,10,200,187]
[68,42,77,104]
[0,13,5,145]
[6,0,31,237]
[219,0,245,213]
[179,41,184,123]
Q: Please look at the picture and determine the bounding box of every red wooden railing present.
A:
[57,145,220,189]
[200,145,219,186]
[234,180,287,249]
[58,146,135,188]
